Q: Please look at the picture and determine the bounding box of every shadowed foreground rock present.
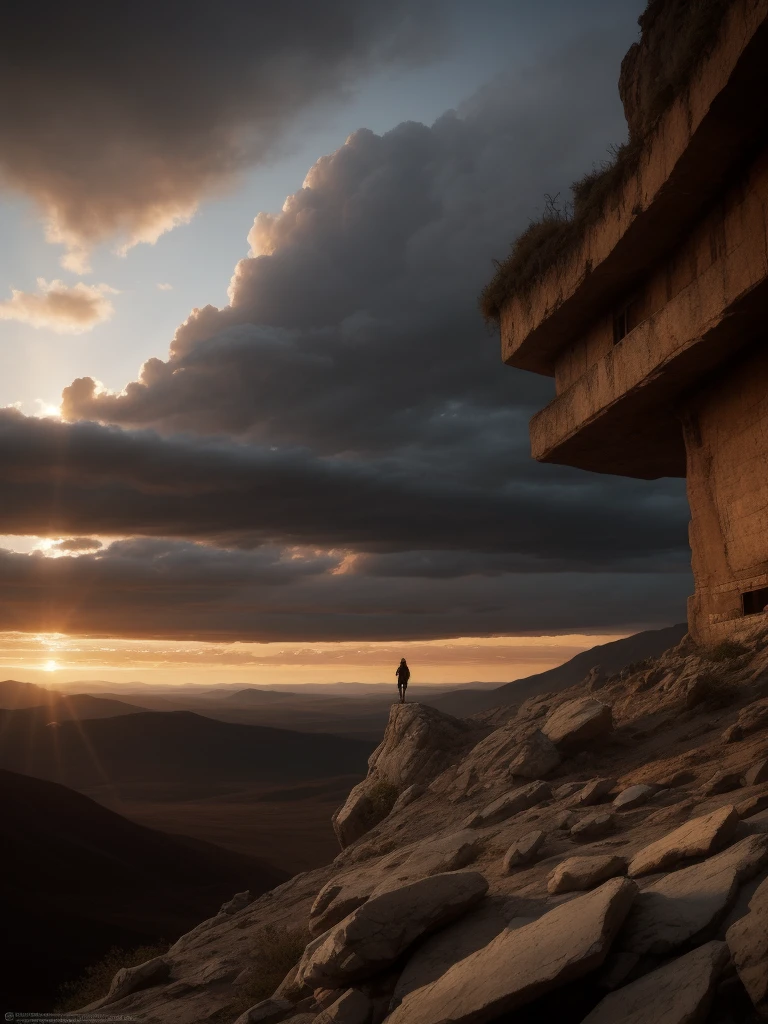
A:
[386,877,637,1024]
[582,940,730,1024]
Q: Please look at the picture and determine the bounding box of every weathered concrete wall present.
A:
[685,345,768,643]
[535,143,768,478]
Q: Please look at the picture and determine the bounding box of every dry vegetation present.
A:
[233,923,310,1010]
[55,943,169,1011]
[480,0,733,323]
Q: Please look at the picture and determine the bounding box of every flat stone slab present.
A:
[503,830,544,872]
[471,781,551,828]
[628,804,739,877]
[385,877,638,1024]
[582,940,729,1024]
[548,855,627,894]
[614,785,656,811]
[300,871,488,989]
[620,834,768,956]
[726,874,768,1016]
[542,697,613,748]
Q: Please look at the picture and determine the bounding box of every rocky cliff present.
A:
[71,621,768,1023]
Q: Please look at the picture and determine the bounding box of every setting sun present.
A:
[43,659,58,672]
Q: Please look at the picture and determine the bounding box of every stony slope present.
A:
[67,622,768,1023]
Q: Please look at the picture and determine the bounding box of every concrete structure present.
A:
[494,0,768,643]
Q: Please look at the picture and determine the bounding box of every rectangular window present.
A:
[742,587,768,616]
[612,293,644,344]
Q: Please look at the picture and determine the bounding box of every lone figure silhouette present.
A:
[395,658,410,703]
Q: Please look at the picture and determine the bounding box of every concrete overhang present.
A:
[529,273,768,479]
[500,0,768,378]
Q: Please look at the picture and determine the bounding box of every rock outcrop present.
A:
[332,704,478,848]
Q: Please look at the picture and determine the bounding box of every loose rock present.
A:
[547,855,627,894]
[543,697,613,748]
[503,830,544,872]
[391,784,425,814]
[582,940,730,1024]
[613,784,656,810]
[385,878,638,1024]
[579,778,617,806]
[628,804,739,877]
[571,812,614,841]
[701,770,743,796]
[95,956,171,1008]
[469,781,551,828]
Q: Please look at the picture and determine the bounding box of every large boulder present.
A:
[503,830,544,872]
[620,834,768,956]
[332,704,476,848]
[582,940,730,1024]
[542,697,613,748]
[299,871,488,990]
[628,804,739,876]
[385,877,637,1024]
[726,874,768,1016]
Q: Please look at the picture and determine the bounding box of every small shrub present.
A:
[234,923,310,1010]
[365,779,399,825]
[55,942,169,1011]
[690,671,741,710]
[705,640,749,662]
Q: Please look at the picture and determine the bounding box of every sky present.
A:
[0,0,691,686]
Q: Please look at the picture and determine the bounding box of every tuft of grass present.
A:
[55,943,169,1011]
[705,640,749,663]
[233,923,310,1010]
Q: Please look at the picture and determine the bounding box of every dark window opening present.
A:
[612,293,644,344]
[742,587,768,616]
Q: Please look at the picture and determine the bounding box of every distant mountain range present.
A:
[421,624,688,716]
[1,767,287,1009]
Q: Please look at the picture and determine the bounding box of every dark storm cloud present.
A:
[0,0,439,269]
[0,409,687,565]
[0,541,690,641]
[3,9,694,639]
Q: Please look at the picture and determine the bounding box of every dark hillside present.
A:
[0,768,286,1009]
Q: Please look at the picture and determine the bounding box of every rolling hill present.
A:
[1,768,287,1009]
[0,678,148,719]
[0,708,375,799]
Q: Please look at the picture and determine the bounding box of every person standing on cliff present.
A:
[396,658,410,703]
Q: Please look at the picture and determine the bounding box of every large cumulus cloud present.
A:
[0,0,438,270]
